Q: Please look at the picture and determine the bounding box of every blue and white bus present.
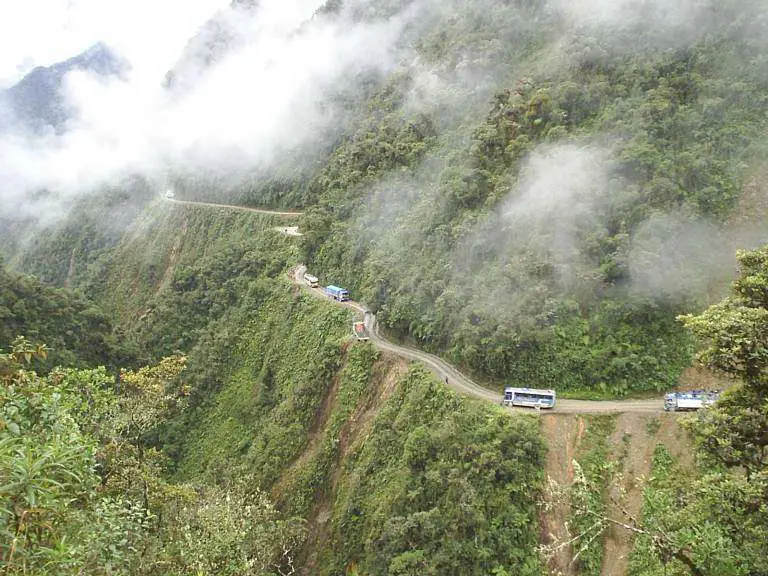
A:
[502,387,556,409]
[325,285,350,302]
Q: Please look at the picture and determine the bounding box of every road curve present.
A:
[293,265,664,415]
[164,199,662,413]
[167,198,303,217]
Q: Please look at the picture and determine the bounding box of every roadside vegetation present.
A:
[0,339,305,575]
[559,246,768,575]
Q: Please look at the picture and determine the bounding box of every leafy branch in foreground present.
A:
[1,336,305,575]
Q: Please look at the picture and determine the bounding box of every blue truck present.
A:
[324,285,350,302]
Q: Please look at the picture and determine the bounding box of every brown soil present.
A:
[654,413,695,470]
[600,413,653,576]
[540,414,587,576]
[542,413,695,576]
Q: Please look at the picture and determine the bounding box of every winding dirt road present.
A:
[164,197,665,414]
[167,198,303,217]
[293,265,664,414]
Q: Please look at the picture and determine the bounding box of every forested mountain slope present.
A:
[4,197,766,575]
[3,202,546,575]
[293,0,768,396]
[14,0,768,397]
[0,262,118,369]
[3,0,768,574]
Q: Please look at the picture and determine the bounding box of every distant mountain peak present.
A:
[0,42,128,134]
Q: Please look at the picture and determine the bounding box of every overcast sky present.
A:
[0,0,229,88]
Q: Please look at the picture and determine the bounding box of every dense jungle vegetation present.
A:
[624,246,768,575]
[289,0,768,396]
[1,207,545,574]
[0,263,118,370]
[4,0,768,574]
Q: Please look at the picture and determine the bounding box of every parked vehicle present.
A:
[664,390,720,411]
[501,387,556,409]
[303,273,319,287]
[324,285,350,301]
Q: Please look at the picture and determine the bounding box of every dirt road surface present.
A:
[167,198,303,217]
[293,265,665,415]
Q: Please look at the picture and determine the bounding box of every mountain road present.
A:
[293,265,664,415]
[163,197,667,415]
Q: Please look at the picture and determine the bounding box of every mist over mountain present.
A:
[3,2,768,575]
[3,0,768,389]
[0,42,126,134]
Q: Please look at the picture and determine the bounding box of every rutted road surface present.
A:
[293,265,663,414]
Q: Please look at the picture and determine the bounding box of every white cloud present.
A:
[0,0,228,88]
[0,0,412,218]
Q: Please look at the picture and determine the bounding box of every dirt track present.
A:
[293,265,665,415]
[163,194,668,415]
[167,198,303,217]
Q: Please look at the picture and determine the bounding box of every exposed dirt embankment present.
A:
[540,412,694,576]
[541,415,587,576]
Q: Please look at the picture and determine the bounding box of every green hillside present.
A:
[4,0,768,573]
[294,0,768,396]
[1,205,546,574]
[0,263,119,370]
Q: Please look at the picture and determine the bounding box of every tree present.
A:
[0,337,148,575]
[1,337,308,575]
[676,245,768,573]
[158,480,307,576]
[543,247,768,575]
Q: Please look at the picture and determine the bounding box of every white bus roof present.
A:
[504,386,556,395]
